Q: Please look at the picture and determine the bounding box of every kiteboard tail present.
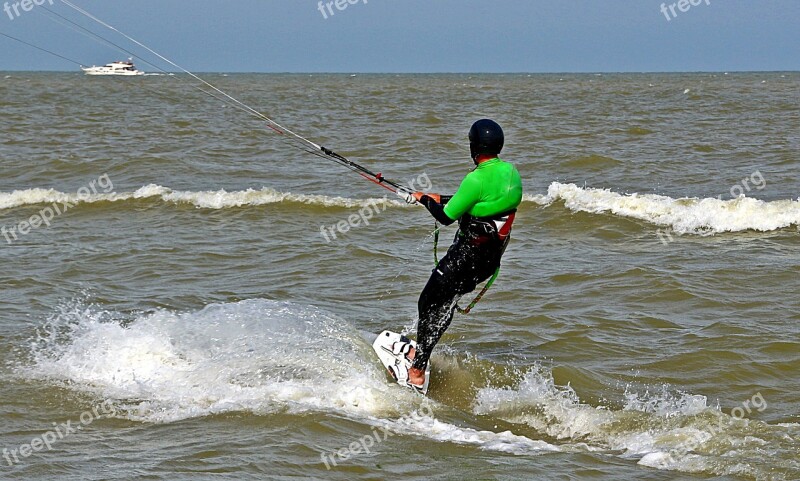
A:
[372,330,431,395]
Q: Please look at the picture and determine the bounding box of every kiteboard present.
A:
[372,330,431,395]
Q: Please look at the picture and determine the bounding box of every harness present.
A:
[433,210,516,314]
[458,211,516,245]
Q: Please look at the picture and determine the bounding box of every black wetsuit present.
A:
[411,157,522,370]
[412,196,514,370]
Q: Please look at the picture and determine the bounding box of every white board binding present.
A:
[372,330,431,395]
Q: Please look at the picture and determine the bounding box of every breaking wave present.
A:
[0,184,401,210]
[527,182,800,234]
[3,182,799,235]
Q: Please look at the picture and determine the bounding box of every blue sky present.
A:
[1,0,798,72]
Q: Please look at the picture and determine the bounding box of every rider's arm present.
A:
[416,172,481,225]
[418,194,455,225]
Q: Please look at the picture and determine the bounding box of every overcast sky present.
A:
[1,0,798,72]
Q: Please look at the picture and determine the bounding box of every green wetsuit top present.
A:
[443,158,523,221]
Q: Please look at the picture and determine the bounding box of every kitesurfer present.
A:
[397,119,523,389]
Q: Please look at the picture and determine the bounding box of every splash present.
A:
[474,366,799,479]
[24,298,559,455]
[27,299,404,422]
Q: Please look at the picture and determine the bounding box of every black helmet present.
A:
[469,119,504,161]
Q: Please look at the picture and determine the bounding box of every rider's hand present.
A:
[397,191,418,204]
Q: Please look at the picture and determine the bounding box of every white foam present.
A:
[475,365,616,442]
[474,367,725,457]
[4,183,799,235]
[522,193,551,205]
[539,182,800,234]
[638,451,708,472]
[130,184,400,209]
[28,299,404,422]
[372,415,558,455]
[23,300,798,475]
[623,386,710,417]
[25,299,559,456]
[474,366,796,478]
[0,184,403,210]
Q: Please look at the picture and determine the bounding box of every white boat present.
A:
[81,59,144,76]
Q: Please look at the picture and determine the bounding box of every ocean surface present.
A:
[1,72,798,481]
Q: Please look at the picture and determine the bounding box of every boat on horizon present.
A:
[81,59,144,76]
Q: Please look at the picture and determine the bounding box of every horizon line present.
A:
[2,69,799,75]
